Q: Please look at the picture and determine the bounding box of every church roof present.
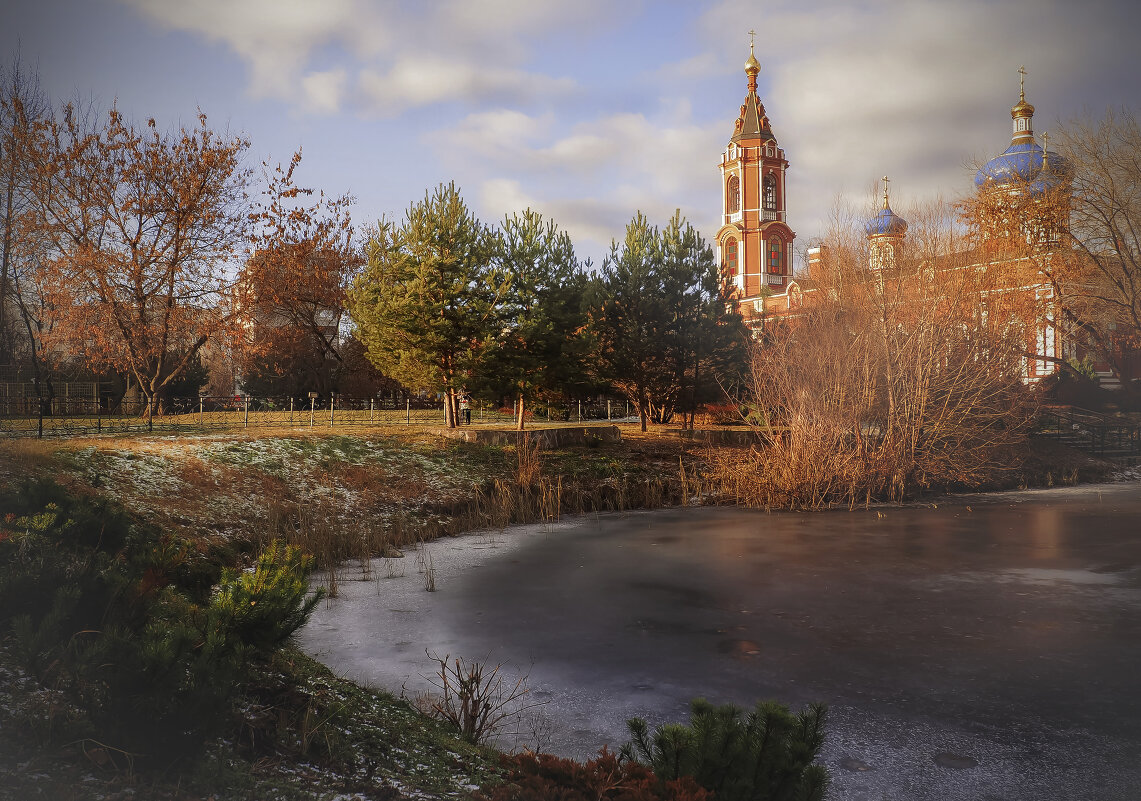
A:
[865,178,908,236]
[974,141,1068,191]
[974,71,1069,194]
[732,92,775,143]
[865,205,908,237]
[732,43,776,144]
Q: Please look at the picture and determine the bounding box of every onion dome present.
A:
[865,177,908,237]
[865,206,908,236]
[1011,94,1035,125]
[975,141,1042,188]
[974,140,1070,191]
[744,48,760,77]
[974,68,1068,193]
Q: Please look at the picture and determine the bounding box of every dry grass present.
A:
[0,425,709,588]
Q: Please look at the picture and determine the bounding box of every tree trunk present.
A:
[0,154,15,365]
[444,386,456,428]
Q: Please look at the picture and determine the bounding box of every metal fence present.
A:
[0,395,637,438]
[1036,404,1140,461]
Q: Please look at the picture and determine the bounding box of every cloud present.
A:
[437,101,726,259]
[696,0,1141,239]
[122,0,377,101]
[478,179,642,260]
[300,69,349,114]
[357,61,575,117]
[122,0,612,116]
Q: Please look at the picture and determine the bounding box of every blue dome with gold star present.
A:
[974,142,1067,191]
[975,73,1068,193]
[865,205,908,237]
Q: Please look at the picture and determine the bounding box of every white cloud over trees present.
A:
[103,0,1141,262]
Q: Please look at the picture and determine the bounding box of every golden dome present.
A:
[744,47,760,76]
[1011,96,1035,119]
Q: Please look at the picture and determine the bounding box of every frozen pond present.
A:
[298,483,1141,800]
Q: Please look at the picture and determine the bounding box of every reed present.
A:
[247,436,711,574]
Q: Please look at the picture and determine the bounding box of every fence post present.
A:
[330,394,335,427]
[289,396,294,425]
[607,399,611,421]
[243,396,249,428]
[199,396,204,427]
[406,398,410,424]
[578,400,582,422]
[310,395,316,427]
[370,397,374,423]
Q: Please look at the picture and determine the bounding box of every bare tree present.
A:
[722,196,1034,508]
[1054,108,1141,384]
[27,106,250,414]
[0,56,50,381]
[234,151,359,394]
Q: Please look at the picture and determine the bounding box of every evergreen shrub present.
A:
[0,479,323,765]
[621,698,829,801]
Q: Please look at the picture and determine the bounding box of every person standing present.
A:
[459,390,472,425]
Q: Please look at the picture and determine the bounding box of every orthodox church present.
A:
[716,46,1088,384]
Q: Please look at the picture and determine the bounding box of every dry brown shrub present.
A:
[715,198,1036,508]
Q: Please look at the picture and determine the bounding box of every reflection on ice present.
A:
[1002,567,1122,585]
[298,483,1141,801]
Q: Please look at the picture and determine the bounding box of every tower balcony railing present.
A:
[762,209,782,222]
[728,210,742,224]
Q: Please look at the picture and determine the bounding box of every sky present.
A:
[4,0,1140,270]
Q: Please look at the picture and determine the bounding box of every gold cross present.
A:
[1018,65,1027,99]
[748,29,756,50]
[882,175,890,207]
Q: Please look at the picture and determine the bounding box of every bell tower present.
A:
[716,34,796,302]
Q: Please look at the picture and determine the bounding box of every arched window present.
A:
[727,176,740,213]
[768,237,783,275]
[724,238,738,277]
[763,176,777,211]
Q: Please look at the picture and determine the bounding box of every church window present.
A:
[763,176,777,211]
[727,176,740,213]
[768,238,783,274]
[725,238,738,277]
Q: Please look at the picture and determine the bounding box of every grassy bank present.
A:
[0,424,704,800]
[0,425,703,569]
[0,424,1119,800]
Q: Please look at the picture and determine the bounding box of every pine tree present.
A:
[348,183,504,427]
[592,213,667,432]
[485,209,588,430]
[592,212,746,431]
